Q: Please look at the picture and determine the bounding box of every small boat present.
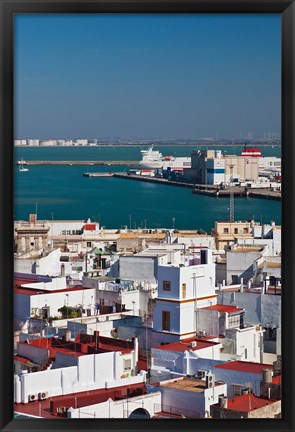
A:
[18,159,28,172]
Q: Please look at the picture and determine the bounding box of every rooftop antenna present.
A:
[35,202,38,220]
[229,165,235,222]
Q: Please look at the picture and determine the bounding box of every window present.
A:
[228,314,241,328]
[232,384,242,396]
[87,241,92,247]
[243,228,249,234]
[182,283,186,299]
[162,311,170,331]
[223,228,229,234]
[124,359,131,370]
[163,280,171,291]
[232,275,239,284]
[234,228,238,234]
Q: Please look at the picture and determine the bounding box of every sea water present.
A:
[14,145,281,231]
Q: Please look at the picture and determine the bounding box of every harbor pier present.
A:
[16,160,139,166]
[110,173,281,200]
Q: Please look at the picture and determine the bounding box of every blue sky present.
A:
[14,14,281,139]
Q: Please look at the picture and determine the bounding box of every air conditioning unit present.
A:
[38,391,49,400]
[28,393,38,402]
[206,373,215,388]
[190,341,197,348]
[199,330,207,337]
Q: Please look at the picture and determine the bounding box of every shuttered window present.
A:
[162,311,170,331]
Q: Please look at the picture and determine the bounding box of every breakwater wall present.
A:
[112,173,195,188]
[112,174,281,200]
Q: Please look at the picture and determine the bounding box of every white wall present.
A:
[47,221,84,237]
[160,381,227,418]
[196,309,220,336]
[15,350,146,403]
[29,288,96,318]
[151,348,183,371]
[225,326,263,363]
[14,259,36,274]
[67,391,161,419]
[153,259,216,339]
[17,343,49,365]
[182,352,225,376]
[14,249,63,276]
[151,346,222,374]
[217,291,281,328]
[36,249,62,276]
[67,319,114,338]
[237,238,281,256]
[226,250,264,284]
[157,261,215,301]
[213,367,267,397]
[22,277,67,292]
[114,256,158,283]
[206,158,225,185]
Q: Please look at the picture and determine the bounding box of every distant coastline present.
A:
[14,142,282,148]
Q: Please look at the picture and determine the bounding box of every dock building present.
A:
[183,149,258,185]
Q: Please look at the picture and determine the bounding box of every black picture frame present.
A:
[0,0,294,431]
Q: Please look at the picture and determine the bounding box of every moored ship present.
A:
[240,145,281,174]
[139,147,191,171]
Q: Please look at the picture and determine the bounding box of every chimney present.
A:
[240,278,244,292]
[218,395,228,408]
[60,264,65,277]
[190,341,197,348]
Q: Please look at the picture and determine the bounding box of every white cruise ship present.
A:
[139,147,191,171]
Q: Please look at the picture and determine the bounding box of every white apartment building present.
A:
[159,377,227,418]
[152,249,217,345]
[14,277,96,324]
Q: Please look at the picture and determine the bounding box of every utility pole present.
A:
[229,164,234,222]
[129,214,132,230]
[192,273,197,334]
[51,212,54,248]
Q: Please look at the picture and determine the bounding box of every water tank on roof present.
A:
[218,395,228,408]
[64,330,71,341]
[262,369,273,384]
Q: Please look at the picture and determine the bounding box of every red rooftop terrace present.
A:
[153,337,221,353]
[17,332,136,359]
